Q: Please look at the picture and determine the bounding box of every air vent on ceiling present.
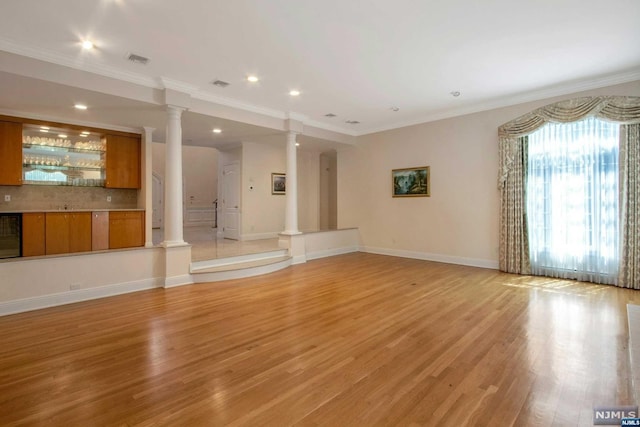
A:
[324,113,337,117]
[345,120,360,124]
[211,80,230,88]
[126,53,150,65]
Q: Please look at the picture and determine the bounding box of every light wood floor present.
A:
[0,253,638,426]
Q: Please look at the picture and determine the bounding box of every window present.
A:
[526,117,619,284]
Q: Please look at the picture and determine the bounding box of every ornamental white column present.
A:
[163,105,185,246]
[283,131,301,235]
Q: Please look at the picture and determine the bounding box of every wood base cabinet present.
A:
[92,212,109,251]
[22,213,45,257]
[109,211,144,249]
[45,212,91,255]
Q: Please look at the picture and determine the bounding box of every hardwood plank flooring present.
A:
[0,253,638,426]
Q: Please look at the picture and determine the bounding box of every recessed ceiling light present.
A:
[74,104,88,110]
[450,91,461,97]
[325,113,337,117]
[345,120,360,124]
[247,75,259,83]
[295,143,300,147]
[390,107,400,112]
[81,40,94,50]
[81,131,90,134]
[58,134,67,138]
[289,90,300,97]
[212,128,222,134]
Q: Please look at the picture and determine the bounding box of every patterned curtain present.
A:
[498,96,640,287]
[498,136,530,274]
[619,124,640,289]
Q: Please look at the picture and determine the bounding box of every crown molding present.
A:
[191,90,288,120]
[0,36,363,138]
[158,77,200,95]
[356,68,640,136]
[4,36,636,139]
[302,118,359,136]
[285,111,308,122]
[0,36,158,89]
[0,108,142,134]
[0,37,359,137]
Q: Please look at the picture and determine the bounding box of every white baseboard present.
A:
[361,246,499,270]
[306,246,359,261]
[184,222,214,228]
[241,232,280,241]
[164,274,194,288]
[292,255,307,264]
[0,278,164,316]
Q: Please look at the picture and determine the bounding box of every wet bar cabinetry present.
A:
[45,212,92,255]
[109,211,144,249]
[20,210,144,257]
[0,115,141,189]
[0,121,23,185]
[105,135,141,189]
[22,212,45,256]
[22,128,105,187]
[92,211,109,251]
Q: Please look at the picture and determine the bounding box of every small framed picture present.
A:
[392,166,430,197]
[271,173,286,195]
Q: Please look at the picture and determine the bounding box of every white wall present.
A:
[240,143,324,236]
[297,150,320,232]
[184,146,218,208]
[152,143,218,208]
[339,80,640,268]
[0,249,164,315]
[241,142,286,239]
[319,151,338,230]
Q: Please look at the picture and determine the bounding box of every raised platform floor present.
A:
[154,226,360,282]
[153,226,281,261]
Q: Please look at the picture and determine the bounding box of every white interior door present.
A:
[152,173,163,229]
[222,162,240,240]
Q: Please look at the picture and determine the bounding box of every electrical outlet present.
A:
[107,196,112,202]
[4,195,10,202]
[70,283,82,290]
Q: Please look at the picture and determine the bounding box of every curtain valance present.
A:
[498,96,640,189]
[499,96,640,139]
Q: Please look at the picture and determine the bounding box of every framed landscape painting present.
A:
[392,166,430,197]
[272,173,286,195]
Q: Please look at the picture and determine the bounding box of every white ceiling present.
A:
[0,0,639,137]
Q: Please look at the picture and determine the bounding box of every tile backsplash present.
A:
[0,185,139,211]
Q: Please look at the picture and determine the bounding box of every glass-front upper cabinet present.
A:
[22,124,106,186]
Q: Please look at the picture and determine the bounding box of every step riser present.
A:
[192,258,292,283]
[191,249,288,272]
